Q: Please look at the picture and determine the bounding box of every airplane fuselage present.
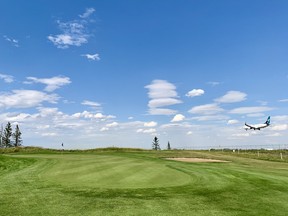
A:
[244,116,270,130]
[244,123,268,130]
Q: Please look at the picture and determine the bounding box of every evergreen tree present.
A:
[3,122,12,148]
[13,125,22,147]
[0,125,3,148]
[167,141,171,150]
[152,136,160,150]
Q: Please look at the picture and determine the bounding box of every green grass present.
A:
[1,149,288,215]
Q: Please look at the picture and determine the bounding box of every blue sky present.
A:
[1,0,288,149]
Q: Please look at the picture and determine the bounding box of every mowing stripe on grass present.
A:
[12,154,192,188]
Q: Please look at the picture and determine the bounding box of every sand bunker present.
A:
[166,158,229,163]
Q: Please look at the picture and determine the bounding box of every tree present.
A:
[13,124,22,147]
[152,136,160,150]
[0,124,3,148]
[3,122,12,148]
[167,141,171,150]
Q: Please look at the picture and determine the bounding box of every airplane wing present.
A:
[244,123,256,130]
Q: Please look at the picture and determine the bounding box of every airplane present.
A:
[244,116,270,131]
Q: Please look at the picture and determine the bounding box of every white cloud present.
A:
[270,124,288,131]
[148,108,178,116]
[3,35,19,47]
[230,106,274,114]
[94,113,105,119]
[144,121,157,127]
[0,73,14,83]
[247,113,265,117]
[25,76,71,92]
[145,80,182,115]
[79,8,95,19]
[186,89,204,97]
[38,107,61,116]
[232,133,249,137]
[266,133,282,137]
[48,14,92,49]
[189,103,224,115]
[187,131,193,135]
[106,122,119,128]
[215,91,247,103]
[82,100,101,107]
[0,90,59,109]
[82,53,100,61]
[100,127,109,132]
[136,128,157,134]
[171,114,185,122]
[273,115,288,122]
[191,115,228,121]
[48,33,87,49]
[145,80,178,99]
[41,132,58,137]
[0,112,33,122]
[148,98,182,108]
[279,99,288,102]
[227,119,239,125]
[72,111,115,120]
[160,123,192,129]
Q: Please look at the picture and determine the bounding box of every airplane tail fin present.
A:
[265,116,271,125]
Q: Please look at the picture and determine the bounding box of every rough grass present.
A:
[1,149,288,216]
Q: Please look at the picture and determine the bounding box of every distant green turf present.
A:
[1,150,288,216]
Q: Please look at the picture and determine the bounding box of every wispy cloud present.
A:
[227,119,239,125]
[270,124,288,131]
[81,100,102,111]
[48,8,95,49]
[0,90,59,109]
[215,91,247,103]
[189,103,224,115]
[186,89,204,97]
[207,81,220,86]
[25,76,71,92]
[191,115,228,121]
[48,21,88,48]
[79,8,95,19]
[145,80,182,115]
[231,133,249,138]
[229,106,274,114]
[82,100,101,107]
[148,108,177,115]
[0,73,14,83]
[136,128,157,134]
[3,35,19,47]
[82,53,100,61]
[279,99,288,102]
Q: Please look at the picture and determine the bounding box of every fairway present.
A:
[1,149,288,216]
[19,154,191,188]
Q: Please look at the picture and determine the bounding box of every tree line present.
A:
[0,122,22,148]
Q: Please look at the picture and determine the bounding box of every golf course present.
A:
[1,148,288,216]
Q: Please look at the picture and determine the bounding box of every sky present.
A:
[1,0,288,150]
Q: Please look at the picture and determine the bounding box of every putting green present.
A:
[17,154,191,188]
